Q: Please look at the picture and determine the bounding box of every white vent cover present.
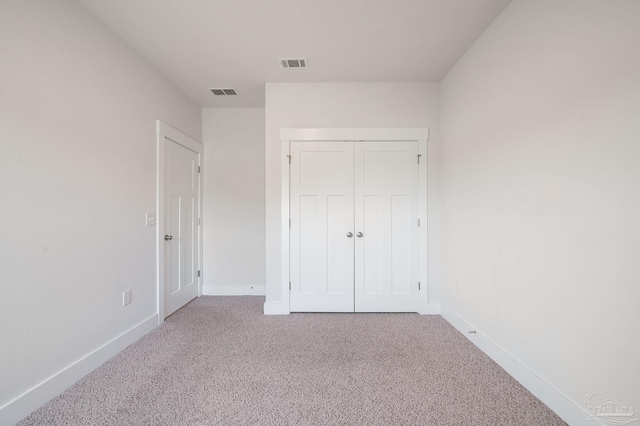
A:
[279,57,308,69]
[209,88,238,96]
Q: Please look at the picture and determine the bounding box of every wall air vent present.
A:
[209,88,238,96]
[279,57,308,69]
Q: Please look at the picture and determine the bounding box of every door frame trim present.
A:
[156,121,204,324]
[279,128,430,314]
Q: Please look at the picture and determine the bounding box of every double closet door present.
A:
[290,141,419,312]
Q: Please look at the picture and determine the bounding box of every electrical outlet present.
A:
[145,213,156,226]
[123,289,131,306]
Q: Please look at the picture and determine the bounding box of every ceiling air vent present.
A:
[209,88,238,96]
[279,57,308,69]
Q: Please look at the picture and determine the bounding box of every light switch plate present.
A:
[145,213,156,226]
[123,289,131,306]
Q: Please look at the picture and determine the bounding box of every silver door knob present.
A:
[346,232,353,238]
[164,235,173,241]
[356,232,363,238]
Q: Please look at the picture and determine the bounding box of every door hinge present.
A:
[198,270,201,277]
[287,155,291,164]
[198,218,201,225]
[289,282,291,291]
[289,218,291,227]
[418,281,421,290]
[198,166,201,173]
[417,154,422,164]
[418,218,421,227]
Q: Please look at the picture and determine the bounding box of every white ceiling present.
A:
[77,0,511,107]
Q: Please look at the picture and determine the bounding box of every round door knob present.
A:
[356,232,363,238]
[164,235,173,241]
[346,232,353,238]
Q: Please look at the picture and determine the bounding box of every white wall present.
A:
[264,83,442,310]
[440,0,640,422]
[0,0,201,423]
[201,108,265,295]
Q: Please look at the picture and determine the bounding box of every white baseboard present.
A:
[263,301,290,315]
[0,314,158,426]
[1,302,591,425]
[418,303,441,315]
[263,301,440,316]
[439,304,590,426]
[202,284,265,296]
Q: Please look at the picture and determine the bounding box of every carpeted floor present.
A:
[18,297,566,425]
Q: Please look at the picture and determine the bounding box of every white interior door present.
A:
[164,139,199,316]
[354,142,419,312]
[289,142,355,312]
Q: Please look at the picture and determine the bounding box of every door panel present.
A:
[327,195,349,294]
[363,151,409,186]
[362,195,384,295]
[355,142,419,312]
[165,139,199,317]
[290,142,354,312]
[298,195,319,295]
[391,195,411,295]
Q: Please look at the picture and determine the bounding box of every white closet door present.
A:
[354,142,419,312]
[290,142,355,312]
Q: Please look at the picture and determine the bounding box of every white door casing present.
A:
[157,121,203,322]
[285,130,426,314]
[275,128,430,316]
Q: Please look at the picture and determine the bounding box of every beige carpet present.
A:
[18,296,566,425]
